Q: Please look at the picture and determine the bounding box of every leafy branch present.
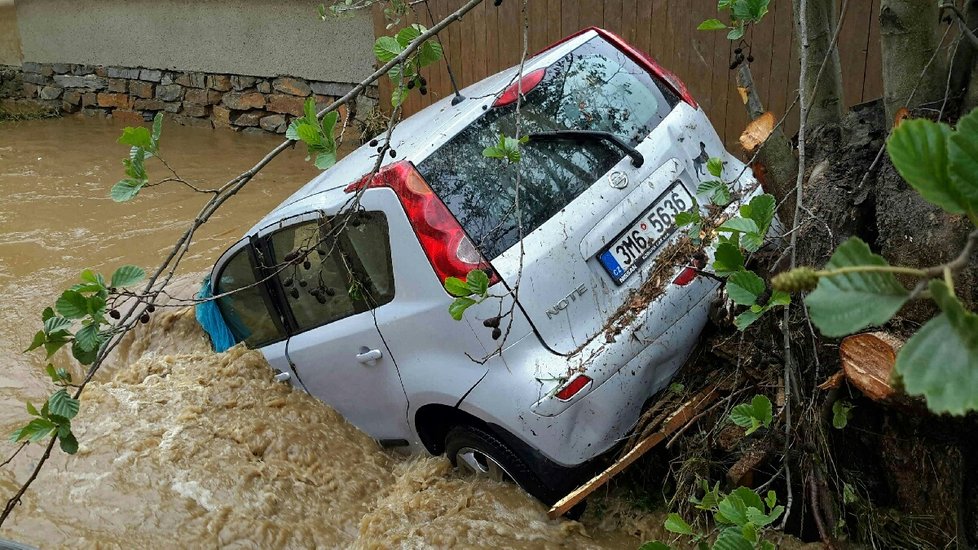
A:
[0,0,490,528]
[374,24,444,107]
[698,0,771,40]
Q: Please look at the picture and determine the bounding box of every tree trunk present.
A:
[736,65,799,226]
[793,0,845,130]
[956,1,978,114]
[879,0,948,124]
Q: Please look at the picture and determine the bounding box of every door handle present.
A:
[356,348,383,364]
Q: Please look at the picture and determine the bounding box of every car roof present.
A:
[248,29,598,232]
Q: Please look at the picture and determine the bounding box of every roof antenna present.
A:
[423,0,465,105]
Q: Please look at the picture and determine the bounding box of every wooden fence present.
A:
[373,0,885,150]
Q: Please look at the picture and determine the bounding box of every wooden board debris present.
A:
[547,385,721,519]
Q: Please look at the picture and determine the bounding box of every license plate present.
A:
[598,183,694,284]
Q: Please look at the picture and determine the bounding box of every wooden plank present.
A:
[749,1,778,110]
[837,0,872,108]
[633,0,653,56]
[707,2,731,139]
[560,0,579,36]
[686,0,716,114]
[620,0,638,46]
[497,0,521,68]
[604,0,623,36]
[529,0,550,55]
[862,0,883,103]
[547,385,721,519]
[546,0,563,45]
[766,0,793,122]
[576,0,603,29]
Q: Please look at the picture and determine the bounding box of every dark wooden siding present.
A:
[373,0,884,150]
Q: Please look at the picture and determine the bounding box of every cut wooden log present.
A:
[839,331,904,402]
[547,385,720,519]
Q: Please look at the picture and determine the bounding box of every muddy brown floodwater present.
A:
[0,117,667,548]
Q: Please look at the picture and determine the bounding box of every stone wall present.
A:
[16,62,377,134]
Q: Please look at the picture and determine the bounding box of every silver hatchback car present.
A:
[207,27,761,506]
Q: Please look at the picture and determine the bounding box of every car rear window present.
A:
[417,36,680,258]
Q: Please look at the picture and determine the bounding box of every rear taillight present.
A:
[345,161,499,286]
[672,267,698,286]
[493,68,546,108]
[555,374,592,401]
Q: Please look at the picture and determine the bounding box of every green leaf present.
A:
[395,24,423,47]
[886,119,961,214]
[766,290,791,308]
[713,529,753,550]
[74,322,101,352]
[43,333,70,358]
[42,307,55,321]
[713,243,745,276]
[391,85,408,107]
[43,316,72,335]
[465,269,489,297]
[727,24,745,40]
[895,280,978,415]
[295,122,324,148]
[59,430,78,454]
[448,297,477,321]
[746,505,783,527]
[718,217,759,234]
[734,310,762,331]
[716,491,749,526]
[730,395,772,435]
[56,290,89,319]
[740,231,764,253]
[314,151,336,170]
[741,523,757,543]
[664,513,695,535]
[727,270,764,306]
[832,399,853,429]
[707,157,724,177]
[118,126,153,150]
[444,277,472,297]
[765,490,777,510]
[25,330,46,353]
[48,389,79,420]
[675,211,698,227]
[110,178,144,202]
[418,40,443,67]
[697,180,731,206]
[744,0,771,20]
[11,417,57,443]
[639,542,671,550]
[744,193,776,235]
[373,35,404,63]
[805,237,909,337]
[71,340,98,366]
[26,401,39,417]
[110,265,145,288]
[151,112,163,147]
[947,107,978,217]
[697,18,729,31]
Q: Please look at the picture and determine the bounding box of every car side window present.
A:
[213,245,287,347]
[267,211,395,333]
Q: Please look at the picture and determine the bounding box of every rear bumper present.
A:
[513,289,715,466]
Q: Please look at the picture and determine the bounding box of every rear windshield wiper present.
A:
[526,130,644,168]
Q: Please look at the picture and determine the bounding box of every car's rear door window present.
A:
[213,245,287,347]
[265,211,395,333]
[417,36,680,259]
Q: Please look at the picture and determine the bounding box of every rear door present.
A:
[417,35,707,354]
[256,211,413,442]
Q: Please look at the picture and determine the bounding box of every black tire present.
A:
[445,425,558,504]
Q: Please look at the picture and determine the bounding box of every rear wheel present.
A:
[445,425,556,504]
